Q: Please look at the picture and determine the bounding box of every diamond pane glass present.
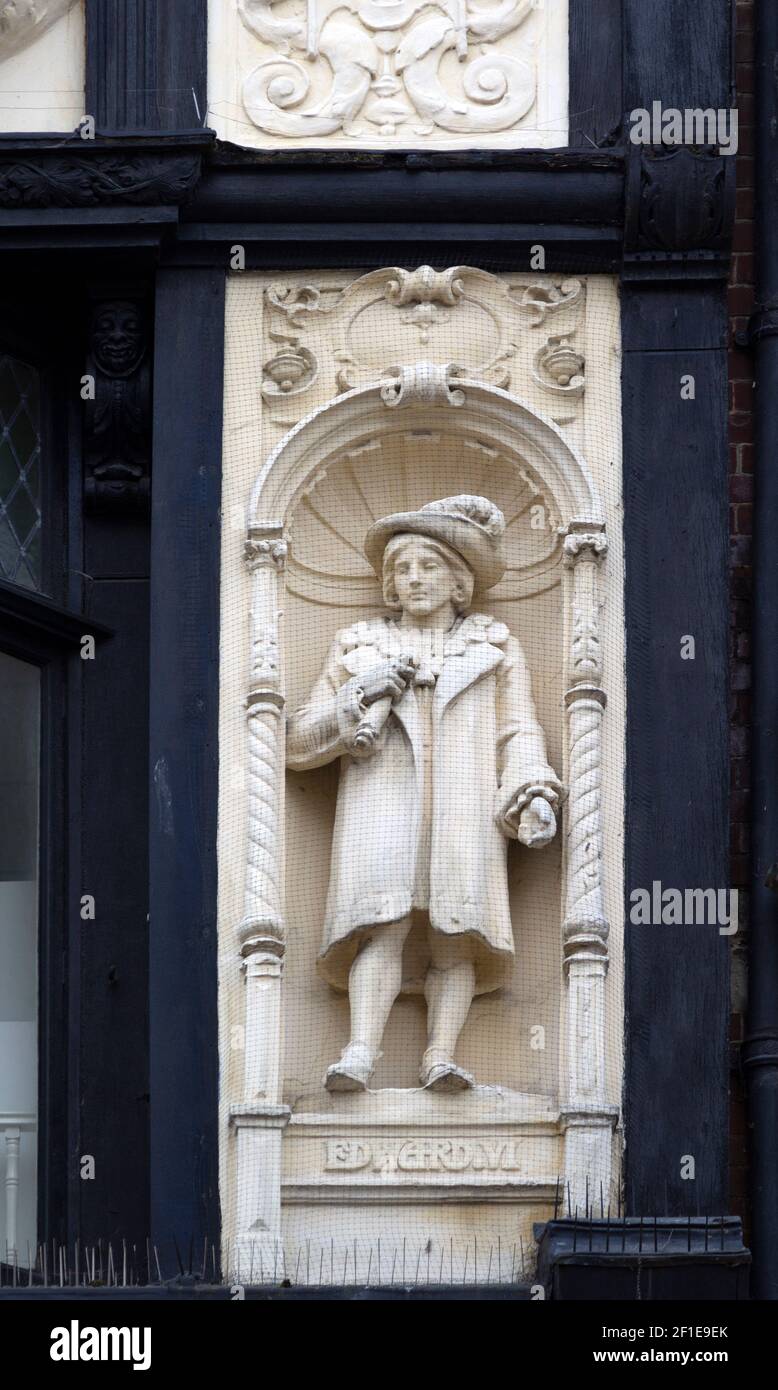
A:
[0,355,42,591]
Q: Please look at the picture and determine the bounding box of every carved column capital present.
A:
[561,521,608,568]
[245,531,288,571]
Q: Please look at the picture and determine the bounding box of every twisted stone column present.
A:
[560,520,617,1212]
[240,529,287,961]
[231,525,290,1282]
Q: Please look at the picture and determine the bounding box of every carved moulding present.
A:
[0,154,202,209]
[228,368,618,1279]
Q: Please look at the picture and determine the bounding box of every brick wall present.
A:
[728,0,754,1234]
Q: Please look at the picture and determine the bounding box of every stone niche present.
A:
[218,267,624,1284]
[208,0,568,151]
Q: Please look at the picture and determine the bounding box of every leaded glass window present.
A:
[0,355,42,592]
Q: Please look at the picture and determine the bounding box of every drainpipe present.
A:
[742,0,778,1303]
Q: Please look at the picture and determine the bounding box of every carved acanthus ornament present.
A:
[514,279,583,326]
[245,534,289,572]
[238,0,537,142]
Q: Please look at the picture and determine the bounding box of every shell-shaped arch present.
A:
[249,378,603,605]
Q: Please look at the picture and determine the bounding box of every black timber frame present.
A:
[0,0,741,1290]
[148,268,225,1265]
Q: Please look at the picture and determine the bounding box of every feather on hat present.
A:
[364,495,507,591]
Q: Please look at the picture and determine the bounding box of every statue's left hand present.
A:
[514,796,557,848]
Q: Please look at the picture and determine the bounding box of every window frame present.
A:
[0,318,111,1262]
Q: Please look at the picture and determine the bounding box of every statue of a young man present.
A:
[287,495,563,1093]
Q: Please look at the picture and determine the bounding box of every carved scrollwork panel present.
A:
[217,0,568,150]
[260,266,585,418]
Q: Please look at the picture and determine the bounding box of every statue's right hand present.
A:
[359,657,416,706]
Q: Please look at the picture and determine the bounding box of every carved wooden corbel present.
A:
[624,144,735,278]
[83,296,151,514]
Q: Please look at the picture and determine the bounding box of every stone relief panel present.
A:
[208,0,568,149]
[0,1,84,134]
[217,268,623,1281]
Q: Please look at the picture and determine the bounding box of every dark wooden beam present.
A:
[148,267,224,1265]
[85,0,208,134]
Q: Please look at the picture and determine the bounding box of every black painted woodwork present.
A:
[148,267,224,1264]
[86,0,208,134]
[76,580,150,1248]
[569,0,622,149]
[537,1218,750,1301]
[624,0,732,113]
[0,581,112,658]
[743,0,778,1302]
[622,290,730,1216]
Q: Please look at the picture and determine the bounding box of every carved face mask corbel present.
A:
[91,302,145,378]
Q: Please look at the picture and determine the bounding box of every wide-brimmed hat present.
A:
[364,494,506,591]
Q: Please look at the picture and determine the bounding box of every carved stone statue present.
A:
[287,495,563,1093]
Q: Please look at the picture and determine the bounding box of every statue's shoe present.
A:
[420,1049,475,1093]
[324,1041,375,1092]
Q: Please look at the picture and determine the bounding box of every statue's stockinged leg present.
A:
[421,935,477,1093]
[325,916,413,1091]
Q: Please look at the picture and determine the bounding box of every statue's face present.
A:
[391,538,458,619]
[91,302,144,376]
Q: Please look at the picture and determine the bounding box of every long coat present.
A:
[286,612,562,994]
